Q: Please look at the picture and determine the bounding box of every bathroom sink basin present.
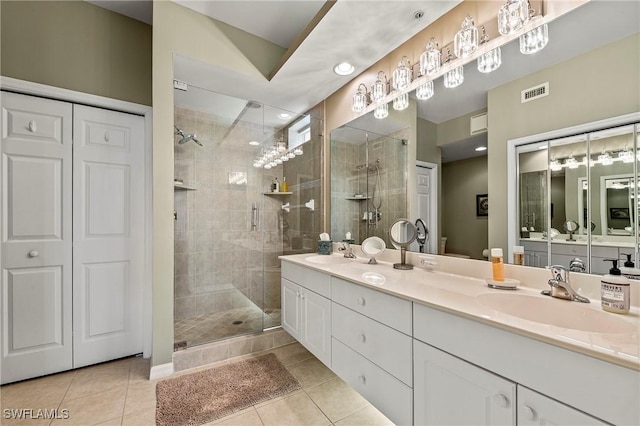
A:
[305,255,353,265]
[477,293,636,334]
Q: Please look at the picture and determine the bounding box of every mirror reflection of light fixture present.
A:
[371,71,388,103]
[415,80,434,100]
[598,152,613,165]
[549,159,562,171]
[619,148,635,163]
[352,83,370,113]
[454,15,479,58]
[374,103,389,119]
[444,66,464,88]
[477,26,502,73]
[498,0,530,35]
[420,38,441,76]
[565,156,579,169]
[520,23,549,54]
[293,146,303,156]
[392,56,412,91]
[393,93,409,111]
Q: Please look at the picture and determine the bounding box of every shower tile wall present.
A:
[174,106,281,346]
[331,139,361,242]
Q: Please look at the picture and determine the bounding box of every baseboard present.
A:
[149,362,174,380]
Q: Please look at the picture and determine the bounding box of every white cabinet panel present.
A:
[86,261,128,336]
[281,262,330,297]
[332,338,412,426]
[281,278,301,340]
[414,340,516,426]
[518,386,606,425]
[85,163,129,236]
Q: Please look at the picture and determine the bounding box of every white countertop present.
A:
[521,237,636,248]
[280,252,640,371]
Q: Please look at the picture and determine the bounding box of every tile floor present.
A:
[0,342,393,426]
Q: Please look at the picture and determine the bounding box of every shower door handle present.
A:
[251,203,258,231]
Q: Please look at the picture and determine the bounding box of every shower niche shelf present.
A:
[345,196,370,200]
[263,192,292,195]
[174,180,196,190]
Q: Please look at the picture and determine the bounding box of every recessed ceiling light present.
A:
[249,141,260,146]
[475,146,487,152]
[277,113,291,119]
[333,62,355,76]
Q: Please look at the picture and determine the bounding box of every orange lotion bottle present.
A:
[491,248,505,281]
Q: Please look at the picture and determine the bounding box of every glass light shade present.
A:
[498,0,530,35]
[275,158,283,165]
[415,81,434,100]
[392,57,412,90]
[477,47,502,73]
[264,163,272,170]
[393,93,409,111]
[598,152,613,166]
[281,155,289,162]
[253,161,262,168]
[352,89,367,113]
[444,66,464,88]
[420,38,441,76]
[374,103,388,119]
[371,73,387,103]
[520,23,548,54]
[294,146,303,156]
[549,160,562,171]
[287,151,295,159]
[619,150,634,163]
[565,157,579,169]
[277,141,287,152]
[454,16,479,58]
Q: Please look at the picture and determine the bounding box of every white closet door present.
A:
[72,105,145,368]
[1,92,73,384]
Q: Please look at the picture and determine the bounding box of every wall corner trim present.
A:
[149,362,175,380]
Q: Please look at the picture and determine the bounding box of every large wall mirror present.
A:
[513,121,640,275]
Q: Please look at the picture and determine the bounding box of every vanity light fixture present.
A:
[549,159,562,171]
[371,72,389,103]
[293,146,303,156]
[598,152,613,166]
[334,62,355,76]
[454,15,479,58]
[374,103,389,119]
[520,23,549,54]
[420,38,441,76]
[392,56,413,91]
[352,83,370,113]
[619,148,635,163]
[393,93,410,111]
[565,156,579,169]
[444,66,464,88]
[415,80,434,100]
[498,0,530,35]
[477,26,502,73]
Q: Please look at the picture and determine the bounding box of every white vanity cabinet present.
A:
[517,386,606,425]
[330,277,413,426]
[414,340,516,425]
[521,240,549,268]
[281,263,331,367]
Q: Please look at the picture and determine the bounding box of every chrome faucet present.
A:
[542,265,590,303]
[338,242,357,258]
[569,257,586,273]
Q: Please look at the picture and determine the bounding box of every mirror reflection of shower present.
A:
[174,125,202,146]
[356,159,382,229]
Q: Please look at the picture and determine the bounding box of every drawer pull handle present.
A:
[493,393,509,408]
[104,131,110,142]
[358,375,366,385]
[359,334,366,343]
[28,250,39,258]
[357,297,366,306]
[521,405,536,420]
[28,120,37,132]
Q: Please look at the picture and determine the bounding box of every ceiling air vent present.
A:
[470,112,488,135]
[521,82,549,103]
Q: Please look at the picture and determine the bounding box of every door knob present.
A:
[521,405,536,420]
[28,250,39,257]
[28,120,37,132]
[493,393,510,408]
[357,297,366,306]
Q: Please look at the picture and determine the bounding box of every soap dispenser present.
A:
[620,253,640,281]
[601,259,630,314]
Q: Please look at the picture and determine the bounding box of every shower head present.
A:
[174,126,203,146]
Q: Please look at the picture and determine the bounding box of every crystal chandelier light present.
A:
[444,66,464,88]
[392,56,412,91]
[415,80,434,100]
[477,26,502,73]
[393,93,409,111]
[520,23,549,54]
[498,0,530,35]
[454,15,479,59]
[374,103,389,119]
[420,38,441,76]
[371,72,388,103]
[352,83,369,113]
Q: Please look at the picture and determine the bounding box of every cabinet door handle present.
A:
[357,297,366,306]
[359,333,366,343]
[104,130,110,142]
[358,375,366,385]
[521,405,536,420]
[493,393,509,408]
[28,120,37,132]
[28,250,39,258]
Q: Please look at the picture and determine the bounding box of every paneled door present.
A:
[1,92,74,383]
[72,105,145,368]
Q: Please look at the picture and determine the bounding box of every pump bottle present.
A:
[620,253,640,281]
[601,259,630,314]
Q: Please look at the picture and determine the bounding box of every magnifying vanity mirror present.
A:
[389,219,417,270]
[361,236,386,264]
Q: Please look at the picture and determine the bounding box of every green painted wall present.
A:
[1,1,151,106]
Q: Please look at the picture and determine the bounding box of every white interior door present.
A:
[72,105,144,368]
[414,163,438,254]
[1,92,73,384]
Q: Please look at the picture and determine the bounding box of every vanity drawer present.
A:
[281,261,330,297]
[521,241,547,252]
[332,302,412,385]
[550,244,586,257]
[591,246,619,258]
[331,277,412,334]
[332,338,412,426]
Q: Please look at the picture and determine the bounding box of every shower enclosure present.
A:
[331,126,408,247]
[173,85,322,349]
